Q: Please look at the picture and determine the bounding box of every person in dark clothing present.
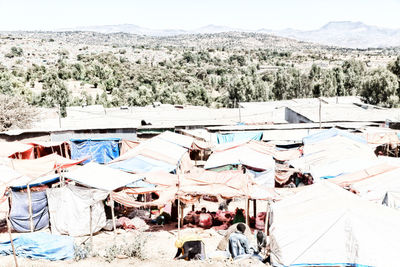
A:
[174,235,205,260]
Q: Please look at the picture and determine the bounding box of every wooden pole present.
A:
[6,192,18,267]
[89,205,93,252]
[27,184,34,232]
[253,199,257,217]
[110,194,117,239]
[245,198,250,226]
[319,98,322,129]
[6,210,18,267]
[264,201,270,236]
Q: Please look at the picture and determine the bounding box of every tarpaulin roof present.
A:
[109,155,176,174]
[64,162,140,191]
[4,154,85,178]
[328,163,400,187]
[0,142,34,159]
[290,136,378,179]
[364,131,400,144]
[351,167,400,203]
[111,134,188,166]
[269,181,400,267]
[70,138,120,164]
[302,127,367,145]
[157,130,194,149]
[205,140,276,170]
[216,131,263,144]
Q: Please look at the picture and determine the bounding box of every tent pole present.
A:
[27,184,34,232]
[110,194,117,239]
[6,209,18,267]
[245,198,249,226]
[253,200,257,218]
[89,205,93,252]
[177,198,181,239]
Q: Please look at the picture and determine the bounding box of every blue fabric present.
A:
[10,191,49,232]
[11,176,59,190]
[216,132,263,144]
[0,232,74,261]
[70,138,120,164]
[126,179,156,188]
[109,155,176,173]
[303,128,367,145]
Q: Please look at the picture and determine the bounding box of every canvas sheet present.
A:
[0,232,74,260]
[46,185,108,236]
[10,190,49,232]
[269,181,400,267]
[302,127,367,145]
[382,191,400,210]
[109,155,176,174]
[0,142,34,159]
[64,162,140,191]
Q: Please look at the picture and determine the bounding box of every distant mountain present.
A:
[266,21,400,48]
[61,21,400,48]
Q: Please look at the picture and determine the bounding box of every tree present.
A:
[361,68,399,107]
[40,71,70,117]
[0,94,38,131]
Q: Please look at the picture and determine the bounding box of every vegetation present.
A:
[0,94,38,131]
[0,31,400,120]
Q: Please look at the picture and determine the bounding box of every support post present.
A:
[110,194,117,239]
[27,184,34,232]
[319,98,322,129]
[89,205,93,252]
[6,210,18,267]
[177,198,181,239]
[245,198,250,226]
[253,199,257,217]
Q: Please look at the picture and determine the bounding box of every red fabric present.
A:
[255,212,266,230]
[198,213,212,229]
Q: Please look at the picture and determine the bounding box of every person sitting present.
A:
[174,235,205,261]
[228,223,252,260]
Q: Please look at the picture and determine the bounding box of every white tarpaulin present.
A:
[269,181,400,267]
[46,185,108,236]
[64,162,140,191]
[351,167,400,203]
[205,146,275,171]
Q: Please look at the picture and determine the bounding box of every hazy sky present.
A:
[0,0,399,31]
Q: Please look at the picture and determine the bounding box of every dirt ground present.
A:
[0,199,269,267]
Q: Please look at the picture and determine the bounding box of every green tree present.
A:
[40,71,70,117]
[361,68,399,107]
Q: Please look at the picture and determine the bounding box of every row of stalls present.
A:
[1,127,400,265]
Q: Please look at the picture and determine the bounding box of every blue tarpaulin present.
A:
[0,232,74,261]
[303,128,367,145]
[10,190,49,232]
[109,155,176,173]
[216,132,263,144]
[70,138,120,164]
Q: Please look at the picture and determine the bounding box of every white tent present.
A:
[47,185,108,236]
[64,162,140,191]
[382,191,400,210]
[269,181,400,267]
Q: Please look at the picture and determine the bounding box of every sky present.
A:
[0,0,399,31]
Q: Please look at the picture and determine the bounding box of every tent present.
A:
[10,190,49,232]
[205,140,276,171]
[63,162,140,191]
[269,181,400,267]
[302,127,367,145]
[110,131,193,173]
[70,138,120,164]
[27,141,70,158]
[290,135,378,180]
[47,185,108,236]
